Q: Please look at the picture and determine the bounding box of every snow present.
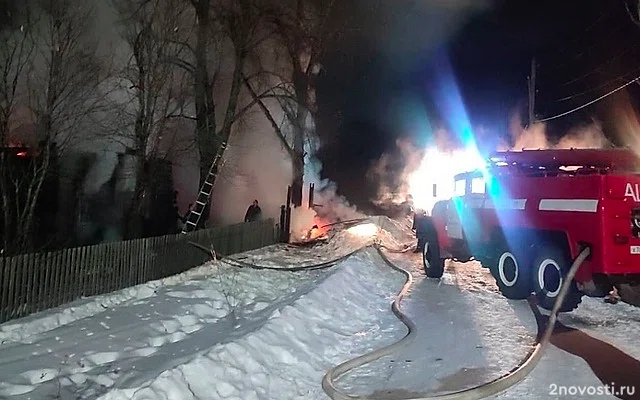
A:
[0,216,639,400]
[332,248,640,400]
[99,249,405,400]
[0,220,404,399]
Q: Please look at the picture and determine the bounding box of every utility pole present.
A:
[527,58,537,126]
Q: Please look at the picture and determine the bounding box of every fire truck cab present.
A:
[419,148,640,312]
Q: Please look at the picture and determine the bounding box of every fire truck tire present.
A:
[422,235,445,278]
[490,243,531,300]
[531,246,583,312]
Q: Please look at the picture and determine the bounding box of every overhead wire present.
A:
[537,74,640,122]
[558,46,638,88]
[554,65,640,102]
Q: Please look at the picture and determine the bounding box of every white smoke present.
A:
[367,137,427,207]
[72,77,136,195]
[289,153,364,240]
[210,96,363,239]
[209,105,293,225]
[367,113,614,213]
[501,113,612,151]
[367,127,461,210]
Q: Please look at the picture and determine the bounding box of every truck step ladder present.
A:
[181,144,225,234]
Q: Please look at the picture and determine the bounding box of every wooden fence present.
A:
[0,218,278,324]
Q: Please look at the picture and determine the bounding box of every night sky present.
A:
[316,0,640,209]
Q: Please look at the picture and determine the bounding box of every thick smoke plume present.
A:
[500,113,611,151]
[366,137,426,207]
[210,101,363,238]
[289,155,364,240]
[209,107,293,226]
[368,113,613,212]
[366,127,463,210]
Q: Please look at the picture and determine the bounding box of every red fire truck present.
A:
[418,148,640,312]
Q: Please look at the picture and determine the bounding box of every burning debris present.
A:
[301,224,327,242]
[297,216,332,243]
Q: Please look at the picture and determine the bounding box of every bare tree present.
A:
[626,0,640,25]
[0,9,36,255]
[245,0,337,208]
[112,0,193,237]
[169,0,217,188]
[0,0,107,255]
[170,0,288,224]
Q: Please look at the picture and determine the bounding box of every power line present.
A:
[537,74,640,122]
[554,65,640,102]
[559,46,637,87]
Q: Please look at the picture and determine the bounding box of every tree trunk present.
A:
[291,105,306,207]
[0,153,12,253]
[126,146,147,239]
[195,46,247,228]
[291,63,310,208]
[194,0,217,187]
[19,143,51,252]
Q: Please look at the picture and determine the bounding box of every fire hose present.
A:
[220,248,365,271]
[189,228,592,399]
[321,243,592,400]
[188,240,371,272]
[319,218,371,230]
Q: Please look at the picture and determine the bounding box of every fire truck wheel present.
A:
[490,244,531,300]
[423,238,445,278]
[531,246,583,312]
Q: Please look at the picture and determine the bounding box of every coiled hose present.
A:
[321,243,591,400]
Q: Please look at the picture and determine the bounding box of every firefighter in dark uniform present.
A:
[412,208,429,252]
[244,199,262,222]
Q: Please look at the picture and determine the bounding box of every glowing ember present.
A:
[407,146,486,214]
[346,223,378,237]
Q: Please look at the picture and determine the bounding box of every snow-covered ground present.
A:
[334,251,640,400]
[0,222,405,400]
[0,217,639,400]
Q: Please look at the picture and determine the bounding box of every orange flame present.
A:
[300,215,332,241]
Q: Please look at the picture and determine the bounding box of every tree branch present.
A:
[164,56,196,73]
[242,72,295,159]
[626,0,640,26]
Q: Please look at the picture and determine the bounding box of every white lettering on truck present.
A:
[625,182,640,202]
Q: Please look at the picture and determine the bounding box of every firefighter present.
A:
[244,199,262,222]
[412,208,429,252]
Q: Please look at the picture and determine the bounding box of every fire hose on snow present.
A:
[188,240,369,272]
[321,243,592,400]
[189,226,592,400]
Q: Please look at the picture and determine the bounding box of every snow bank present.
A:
[0,261,228,345]
[0,217,392,346]
[0,259,332,398]
[98,249,406,400]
